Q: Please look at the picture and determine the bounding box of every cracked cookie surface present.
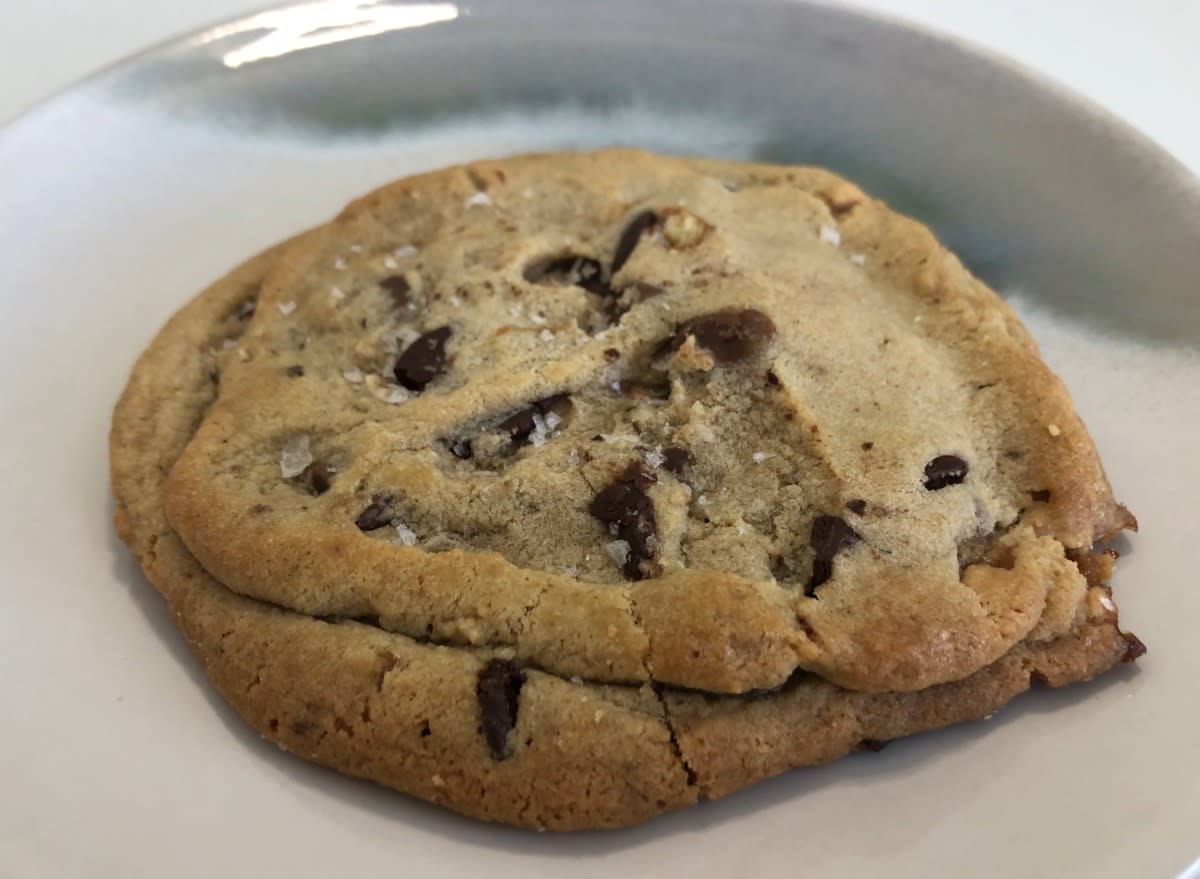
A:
[112,220,1142,829]
[159,151,1135,696]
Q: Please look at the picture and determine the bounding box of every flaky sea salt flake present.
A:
[850,253,866,266]
[819,225,841,246]
[394,523,418,546]
[464,191,492,208]
[279,435,312,479]
[342,367,365,384]
[605,540,631,568]
[277,301,297,316]
[393,244,418,259]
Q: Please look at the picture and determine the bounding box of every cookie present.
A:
[111,151,1143,829]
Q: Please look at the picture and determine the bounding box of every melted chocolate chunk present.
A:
[845,499,867,515]
[807,515,860,596]
[611,210,658,273]
[923,455,969,490]
[285,364,305,378]
[354,496,393,531]
[476,658,526,760]
[381,274,411,308]
[394,326,452,391]
[661,446,690,476]
[672,308,777,364]
[589,462,660,580]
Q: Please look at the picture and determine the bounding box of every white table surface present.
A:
[2,0,1198,176]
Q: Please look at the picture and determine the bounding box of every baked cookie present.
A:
[112,151,1143,829]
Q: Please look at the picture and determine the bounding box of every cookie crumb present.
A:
[819,225,841,247]
[277,301,297,316]
[279,435,312,479]
[1047,424,1062,436]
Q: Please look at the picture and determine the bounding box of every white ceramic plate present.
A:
[2,2,1198,876]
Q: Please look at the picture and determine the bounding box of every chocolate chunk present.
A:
[766,370,781,387]
[923,455,969,490]
[381,274,411,308]
[1030,489,1052,503]
[354,496,393,531]
[845,499,867,515]
[807,515,860,596]
[394,326,452,391]
[1121,631,1147,663]
[308,462,333,495]
[588,462,660,580]
[497,395,567,443]
[672,309,777,364]
[524,256,611,296]
[603,347,621,361]
[497,406,538,442]
[285,364,305,378]
[661,446,690,476]
[235,297,257,320]
[448,438,473,459]
[861,442,874,451]
[476,658,526,760]
[611,210,658,273]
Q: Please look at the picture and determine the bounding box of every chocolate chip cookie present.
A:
[111,150,1142,829]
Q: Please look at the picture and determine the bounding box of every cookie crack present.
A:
[650,682,699,790]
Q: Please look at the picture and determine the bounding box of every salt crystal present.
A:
[819,225,841,246]
[384,386,409,404]
[751,451,772,463]
[464,191,492,208]
[342,367,365,384]
[643,447,666,468]
[1100,594,1116,612]
[736,523,747,536]
[393,244,418,258]
[697,494,709,506]
[544,411,562,431]
[237,348,251,362]
[333,257,346,270]
[679,483,693,499]
[1047,423,1062,436]
[394,523,418,546]
[277,301,297,316]
[563,566,579,578]
[530,413,550,446]
[850,253,866,266]
[567,448,581,466]
[448,294,462,307]
[530,313,547,325]
[349,244,363,253]
[220,338,237,350]
[539,329,554,342]
[383,255,398,270]
[279,435,312,478]
[570,675,583,685]
[329,286,345,300]
[605,539,631,568]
